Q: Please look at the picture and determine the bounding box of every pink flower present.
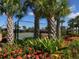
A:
[35,55,39,59]
[27,54,31,58]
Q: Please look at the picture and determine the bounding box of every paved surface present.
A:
[19,32,34,39]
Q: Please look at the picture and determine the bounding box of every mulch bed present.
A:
[64,35,79,41]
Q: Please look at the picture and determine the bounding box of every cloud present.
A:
[65,5,78,20]
[28,12,34,16]
[69,5,76,12]
[67,12,79,19]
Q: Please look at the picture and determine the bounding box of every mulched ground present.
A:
[64,35,79,41]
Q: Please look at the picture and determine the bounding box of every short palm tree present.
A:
[0,0,23,44]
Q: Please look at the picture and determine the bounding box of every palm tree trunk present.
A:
[34,16,40,38]
[78,27,79,34]
[60,23,63,36]
[47,19,51,39]
[16,20,19,40]
[7,15,14,44]
[47,17,57,39]
[56,17,60,39]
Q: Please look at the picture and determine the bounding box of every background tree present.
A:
[15,8,24,40]
[68,19,75,35]
[22,26,27,31]
[68,16,79,35]
[60,19,65,37]
[74,16,79,34]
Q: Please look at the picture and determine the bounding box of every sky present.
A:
[0,0,79,28]
[64,0,79,26]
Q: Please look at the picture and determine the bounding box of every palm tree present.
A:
[41,0,70,39]
[60,19,65,36]
[23,0,70,39]
[39,0,58,39]
[55,0,70,39]
[15,9,24,40]
[23,0,43,38]
[68,18,79,34]
[22,26,27,31]
[0,0,23,44]
[74,16,79,34]
[68,19,75,34]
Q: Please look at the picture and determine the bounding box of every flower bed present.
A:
[0,39,79,59]
[0,47,65,59]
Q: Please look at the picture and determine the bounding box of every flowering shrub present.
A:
[0,39,79,59]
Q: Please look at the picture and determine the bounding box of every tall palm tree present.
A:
[60,19,65,36]
[41,0,70,39]
[15,9,24,40]
[23,0,43,38]
[0,0,23,44]
[39,0,58,39]
[23,0,70,39]
[55,0,70,39]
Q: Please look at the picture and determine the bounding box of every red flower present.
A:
[16,56,22,59]
[19,48,23,52]
[29,47,32,51]
[10,56,14,59]
[3,53,8,57]
[11,51,15,55]
[46,57,50,59]
[15,50,19,54]
[46,53,49,57]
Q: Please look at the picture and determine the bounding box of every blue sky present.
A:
[68,0,79,13]
[0,0,79,28]
[63,0,79,26]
